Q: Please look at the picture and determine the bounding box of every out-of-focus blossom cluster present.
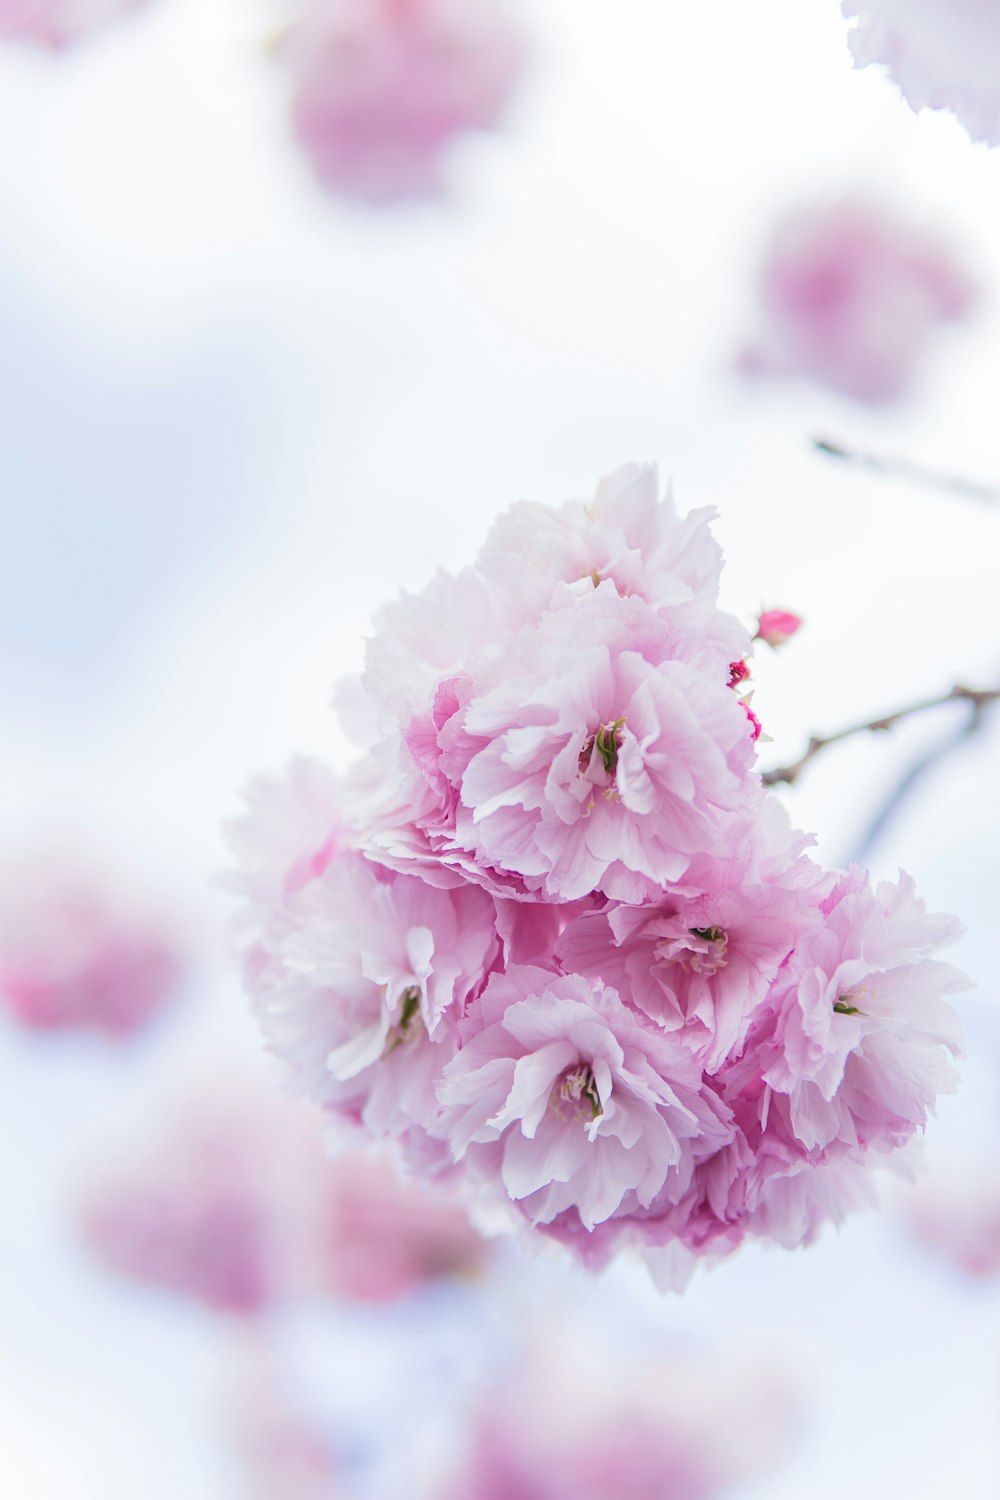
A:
[843,0,1000,147]
[229,464,964,1288]
[0,860,183,1038]
[742,198,975,403]
[0,0,146,48]
[435,1341,792,1500]
[907,1172,1000,1278]
[228,1348,343,1500]
[78,1080,486,1313]
[281,0,525,204]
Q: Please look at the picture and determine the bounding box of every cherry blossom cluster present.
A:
[230,464,964,1286]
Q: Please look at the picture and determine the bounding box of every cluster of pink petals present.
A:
[742,198,975,403]
[281,0,525,204]
[230,464,964,1286]
[0,862,182,1039]
[843,0,1000,146]
[0,0,146,48]
[79,1081,486,1313]
[435,1342,792,1500]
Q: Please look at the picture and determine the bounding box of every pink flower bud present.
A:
[755,610,802,648]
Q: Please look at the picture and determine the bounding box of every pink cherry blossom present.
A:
[477,463,748,664]
[282,0,525,205]
[0,0,147,47]
[436,965,733,1233]
[742,198,975,403]
[0,861,182,1039]
[755,868,964,1156]
[843,0,1000,146]
[557,864,825,1071]
[371,587,761,905]
[755,609,803,648]
[230,774,501,1153]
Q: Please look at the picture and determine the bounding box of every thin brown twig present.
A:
[814,436,1000,506]
[761,683,1000,788]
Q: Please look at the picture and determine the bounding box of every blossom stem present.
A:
[813,436,1000,506]
[762,682,1000,788]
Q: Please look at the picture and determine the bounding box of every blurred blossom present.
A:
[741,198,975,403]
[228,1346,342,1500]
[0,859,183,1038]
[282,0,526,204]
[0,0,147,48]
[843,0,1000,147]
[908,1173,1000,1278]
[435,1342,793,1500]
[79,1079,487,1315]
[755,609,803,648]
[316,1149,488,1302]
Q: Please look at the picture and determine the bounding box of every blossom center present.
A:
[551,1063,602,1122]
[383,984,423,1055]
[579,718,626,780]
[657,926,729,974]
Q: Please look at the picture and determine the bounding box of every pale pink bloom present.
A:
[0,0,146,47]
[844,0,1000,146]
[478,464,749,665]
[283,0,525,204]
[743,198,975,403]
[224,758,342,931]
[0,863,182,1038]
[758,868,964,1157]
[755,609,803,648]
[240,845,500,1154]
[436,965,733,1232]
[437,1344,791,1500]
[908,1174,1000,1277]
[557,865,825,1070]
[389,587,761,904]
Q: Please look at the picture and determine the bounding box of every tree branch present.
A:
[814,436,1000,506]
[761,683,1000,788]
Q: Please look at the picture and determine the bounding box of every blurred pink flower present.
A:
[0,0,147,47]
[844,0,1000,146]
[742,198,975,403]
[755,609,802,648]
[0,863,183,1038]
[228,1343,342,1500]
[282,0,525,204]
[908,1174,1000,1277]
[79,1081,486,1314]
[436,1343,792,1500]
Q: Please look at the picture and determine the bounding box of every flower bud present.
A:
[755,610,802,648]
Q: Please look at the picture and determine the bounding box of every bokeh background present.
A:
[2,1,1000,1495]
